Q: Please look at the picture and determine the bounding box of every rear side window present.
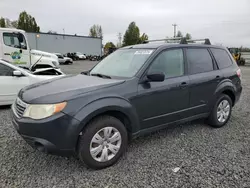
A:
[186,48,214,74]
[211,48,232,69]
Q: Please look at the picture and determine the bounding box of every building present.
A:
[26,32,102,56]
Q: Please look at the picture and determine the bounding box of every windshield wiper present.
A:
[91,73,111,79]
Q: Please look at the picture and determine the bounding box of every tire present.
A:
[207,94,232,128]
[77,116,128,169]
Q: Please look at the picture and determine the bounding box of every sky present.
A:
[1,0,250,47]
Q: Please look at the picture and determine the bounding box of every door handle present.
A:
[179,82,188,89]
[4,53,10,55]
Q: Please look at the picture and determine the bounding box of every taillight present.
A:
[236,69,242,79]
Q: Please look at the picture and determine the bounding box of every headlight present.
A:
[23,102,67,119]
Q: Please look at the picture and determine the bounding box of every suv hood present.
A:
[19,74,125,104]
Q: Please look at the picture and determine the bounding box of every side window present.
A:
[3,33,27,49]
[186,48,214,74]
[0,63,14,76]
[211,48,233,69]
[149,49,184,78]
[3,33,21,48]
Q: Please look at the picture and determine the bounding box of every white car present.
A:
[0,59,64,105]
[75,52,86,60]
[54,53,73,64]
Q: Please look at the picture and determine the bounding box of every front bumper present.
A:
[12,109,81,156]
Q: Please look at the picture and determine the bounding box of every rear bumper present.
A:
[235,85,242,104]
[12,110,81,156]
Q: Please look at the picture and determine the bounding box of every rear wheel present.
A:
[207,94,232,128]
[77,116,128,169]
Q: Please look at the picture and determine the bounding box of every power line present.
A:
[117,32,122,47]
[172,23,177,38]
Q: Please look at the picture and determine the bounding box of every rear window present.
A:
[186,48,214,74]
[211,48,232,69]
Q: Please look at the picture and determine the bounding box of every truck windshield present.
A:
[90,49,154,78]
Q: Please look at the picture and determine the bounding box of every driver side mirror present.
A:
[13,70,23,77]
[146,71,165,82]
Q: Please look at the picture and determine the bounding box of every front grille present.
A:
[14,98,27,118]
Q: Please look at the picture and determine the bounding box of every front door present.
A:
[0,63,29,105]
[133,48,190,129]
[2,32,30,67]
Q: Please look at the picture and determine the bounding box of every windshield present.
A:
[90,49,154,78]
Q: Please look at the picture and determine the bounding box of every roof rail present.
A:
[143,37,182,44]
[143,37,211,45]
[186,38,211,45]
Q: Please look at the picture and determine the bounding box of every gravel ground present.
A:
[0,62,250,188]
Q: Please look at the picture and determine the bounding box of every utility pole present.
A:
[172,24,177,38]
[117,32,122,47]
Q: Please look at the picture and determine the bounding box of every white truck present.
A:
[0,28,59,71]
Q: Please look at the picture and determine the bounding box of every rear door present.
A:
[186,48,223,115]
[0,63,29,105]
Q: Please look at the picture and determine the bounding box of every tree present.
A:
[139,33,148,43]
[123,22,140,46]
[89,25,103,39]
[185,33,192,40]
[176,31,183,37]
[0,17,6,28]
[97,26,103,39]
[104,42,116,49]
[11,20,18,28]
[47,30,57,34]
[17,11,40,32]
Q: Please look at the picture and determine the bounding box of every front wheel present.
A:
[77,116,128,169]
[207,94,232,128]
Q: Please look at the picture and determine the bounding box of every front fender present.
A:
[74,97,140,135]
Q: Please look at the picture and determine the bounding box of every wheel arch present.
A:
[215,80,236,106]
[74,97,140,140]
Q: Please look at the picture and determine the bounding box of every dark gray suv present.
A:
[12,39,242,169]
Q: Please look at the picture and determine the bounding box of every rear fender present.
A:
[213,80,236,105]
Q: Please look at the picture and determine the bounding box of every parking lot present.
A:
[0,61,250,188]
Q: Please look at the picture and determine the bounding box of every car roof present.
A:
[122,42,227,50]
